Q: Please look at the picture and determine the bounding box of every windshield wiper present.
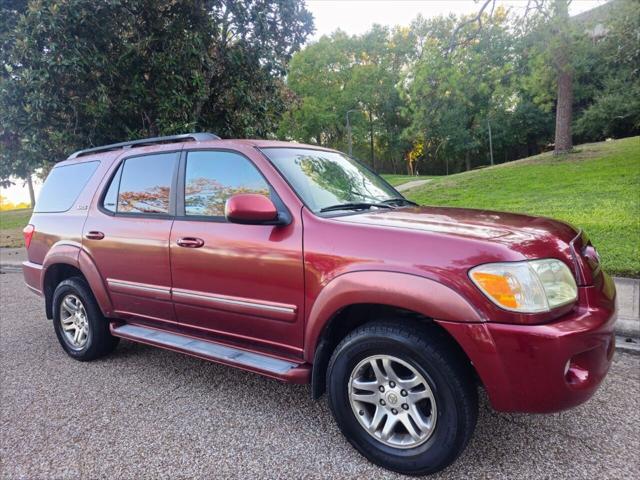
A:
[382,198,418,207]
[320,202,393,213]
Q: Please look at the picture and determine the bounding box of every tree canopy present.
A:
[0,0,313,200]
[280,0,639,174]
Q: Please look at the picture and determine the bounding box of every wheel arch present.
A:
[305,271,484,399]
[41,245,113,319]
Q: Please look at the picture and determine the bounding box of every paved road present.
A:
[1,272,639,479]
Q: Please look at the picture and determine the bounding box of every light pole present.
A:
[346,109,358,156]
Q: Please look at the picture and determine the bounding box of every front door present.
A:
[83,148,179,326]
[169,149,305,357]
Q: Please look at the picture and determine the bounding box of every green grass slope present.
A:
[404,136,640,277]
[0,209,32,248]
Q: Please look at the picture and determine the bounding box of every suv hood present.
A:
[333,205,579,255]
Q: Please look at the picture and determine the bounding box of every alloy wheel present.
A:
[348,354,437,449]
[59,294,89,350]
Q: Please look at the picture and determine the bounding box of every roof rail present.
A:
[67,132,221,160]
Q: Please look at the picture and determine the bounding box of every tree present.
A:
[0,0,313,192]
[450,0,575,154]
[280,26,411,172]
[550,0,573,153]
[403,8,516,172]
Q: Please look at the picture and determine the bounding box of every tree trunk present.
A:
[369,111,375,171]
[553,0,573,154]
[26,171,36,208]
[554,60,573,153]
[465,151,471,171]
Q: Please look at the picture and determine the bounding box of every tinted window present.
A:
[35,161,99,213]
[102,162,123,213]
[116,153,176,214]
[185,151,270,217]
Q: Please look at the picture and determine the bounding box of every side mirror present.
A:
[225,194,280,225]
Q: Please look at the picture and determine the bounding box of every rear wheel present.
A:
[327,321,478,475]
[52,277,119,361]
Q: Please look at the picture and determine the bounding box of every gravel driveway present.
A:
[1,272,639,479]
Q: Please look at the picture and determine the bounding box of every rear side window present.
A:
[103,153,177,215]
[34,161,99,213]
[184,151,270,217]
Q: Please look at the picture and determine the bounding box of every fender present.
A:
[41,241,83,292]
[77,249,114,316]
[41,242,114,317]
[303,270,484,362]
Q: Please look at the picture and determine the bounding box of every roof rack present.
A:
[67,132,221,160]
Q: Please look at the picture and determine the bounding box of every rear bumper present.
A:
[23,261,43,295]
[438,274,617,413]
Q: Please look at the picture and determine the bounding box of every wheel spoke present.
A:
[380,415,397,441]
[63,297,78,314]
[381,358,399,383]
[397,374,422,390]
[351,392,378,404]
[62,322,76,332]
[352,378,378,392]
[408,389,432,403]
[399,413,422,441]
[369,406,386,432]
[369,359,387,383]
[408,404,432,431]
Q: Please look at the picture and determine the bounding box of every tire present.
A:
[52,276,119,361]
[326,320,478,476]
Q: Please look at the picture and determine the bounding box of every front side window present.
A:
[103,153,177,214]
[35,161,99,213]
[261,148,399,213]
[184,151,270,217]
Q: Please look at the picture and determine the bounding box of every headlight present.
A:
[469,259,578,313]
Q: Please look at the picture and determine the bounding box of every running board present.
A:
[110,323,310,383]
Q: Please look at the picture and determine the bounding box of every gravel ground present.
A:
[1,272,639,479]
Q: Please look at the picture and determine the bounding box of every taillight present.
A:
[23,224,35,249]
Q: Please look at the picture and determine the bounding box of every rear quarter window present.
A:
[34,161,99,213]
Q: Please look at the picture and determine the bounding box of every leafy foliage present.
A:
[280,0,639,174]
[0,0,313,185]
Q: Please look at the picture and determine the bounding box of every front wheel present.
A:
[326,321,478,475]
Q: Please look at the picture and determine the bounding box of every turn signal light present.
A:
[469,272,519,309]
[23,224,35,249]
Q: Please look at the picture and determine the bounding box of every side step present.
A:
[110,323,310,383]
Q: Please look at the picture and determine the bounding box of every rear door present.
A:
[83,147,179,326]
[169,149,305,357]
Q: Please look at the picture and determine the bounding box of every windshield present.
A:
[262,148,402,213]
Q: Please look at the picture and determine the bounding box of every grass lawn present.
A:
[0,209,32,248]
[404,136,640,278]
[382,174,435,186]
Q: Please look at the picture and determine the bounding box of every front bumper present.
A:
[438,273,617,413]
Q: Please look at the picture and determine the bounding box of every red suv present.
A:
[22,133,616,475]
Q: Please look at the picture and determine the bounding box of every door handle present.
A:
[85,231,105,240]
[177,237,205,248]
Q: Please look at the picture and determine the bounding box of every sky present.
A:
[1,0,608,205]
[307,0,608,40]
